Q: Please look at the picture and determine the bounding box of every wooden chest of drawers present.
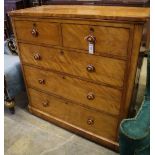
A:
[9,5,149,150]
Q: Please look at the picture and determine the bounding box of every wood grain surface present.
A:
[28,88,118,141]
[62,23,130,57]
[9,5,149,22]
[19,43,126,88]
[24,65,122,116]
[14,20,61,45]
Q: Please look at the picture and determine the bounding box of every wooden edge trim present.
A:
[124,24,144,118]
[114,23,135,140]
[115,23,144,141]
[13,17,133,28]
[9,13,148,23]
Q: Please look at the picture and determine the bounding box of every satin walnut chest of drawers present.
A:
[9,5,149,151]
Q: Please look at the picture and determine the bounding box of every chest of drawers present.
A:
[9,5,149,150]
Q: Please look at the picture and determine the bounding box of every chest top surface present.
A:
[9,5,149,22]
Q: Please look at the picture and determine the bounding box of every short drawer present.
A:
[62,24,130,57]
[28,88,118,141]
[24,66,122,116]
[14,20,61,45]
[19,43,126,87]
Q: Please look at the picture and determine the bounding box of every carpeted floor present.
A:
[4,58,147,155]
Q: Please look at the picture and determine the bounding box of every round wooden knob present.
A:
[85,35,96,43]
[38,79,45,84]
[42,100,49,107]
[87,64,95,72]
[87,92,95,100]
[87,118,94,125]
[34,53,41,60]
[31,28,38,37]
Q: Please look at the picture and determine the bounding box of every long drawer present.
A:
[19,43,126,88]
[28,88,118,141]
[24,65,122,116]
[14,20,61,45]
[62,23,130,57]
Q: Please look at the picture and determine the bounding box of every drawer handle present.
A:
[85,35,96,43]
[87,92,95,100]
[34,53,41,60]
[87,118,94,125]
[42,100,49,107]
[31,24,38,37]
[38,79,45,84]
[87,64,95,72]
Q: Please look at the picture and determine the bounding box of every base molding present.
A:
[28,105,119,152]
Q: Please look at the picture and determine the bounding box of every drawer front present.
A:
[14,20,60,45]
[62,24,130,57]
[19,43,126,87]
[24,66,122,115]
[28,88,118,141]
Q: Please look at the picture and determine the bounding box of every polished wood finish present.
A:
[62,23,130,57]
[28,105,119,150]
[9,5,149,22]
[14,20,61,45]
[24,65,122,116]
[10,5,149,151]
[29,88,118,141]
[123,24,144,117]
[19,43,126,87]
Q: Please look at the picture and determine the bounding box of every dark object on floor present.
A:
[9,106,15,114]
[4,38,26,114]
[119,51,150,155]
